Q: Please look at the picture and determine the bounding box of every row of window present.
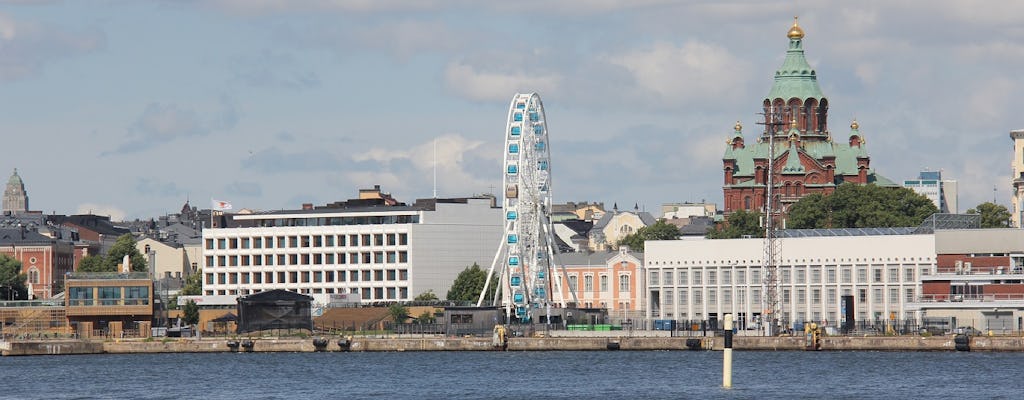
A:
[68,286,150,306]
[648,266,928,286]
[251,215,419,228]
[206,233,410,250]
[564,274,632,293]
[205,286,408,301]
[206,251,409,268]
[205,269,410,285]
[656,287,915,307]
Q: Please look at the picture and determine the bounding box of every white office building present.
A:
[904,170,958,214]
[201,197,502,303]
[644,231,936,330]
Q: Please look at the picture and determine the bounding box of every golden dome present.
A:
[734,120,742,132]
[787,16,804,39]
[851,120,859,130]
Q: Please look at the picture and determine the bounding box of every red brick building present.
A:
[722,19,895,219]
[0,228,75,299]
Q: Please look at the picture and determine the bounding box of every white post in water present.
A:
[723,313,733,388]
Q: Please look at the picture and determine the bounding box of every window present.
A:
[399,233,408,245]
[889,288,899,303]
[99,287,121,306]
[205,239,214,250]
[569,275,578,291]
[842,268,852,283]
[125,286,149,305]
[858,289,867,303]
[857,268,867,283]
[708,271,717,285]
[722,271,731,285]
[797,289,805,303]
[812,289,821,303]
[619,274,630,292]
[693,290,702,305]
[827,268,836,284]
[751,288,760,304]
[873,268,882,283]
[649,271,659,286]
[783,289,791,304]
[664,290,674,306]
[600,275,609,292]
[736,270,745,285]
[828,288,836,304]
[905,288,914,303]
[693,271,702,285]
[781,269,791,284]
[28,268,39,285]
[888,268,898,282]
[678,271,688,285]
[723,288,731,304]
[873,288,882,303]
[751,270,760,284]
[679,289,688,305]
[664,271,673,286]
[795,268,805,284]
[811,269,821,284]
[904,267,914,282]
[69,287,94,306]
[374,234,384,246]
[584,275,594,292]
[708,289,717,305]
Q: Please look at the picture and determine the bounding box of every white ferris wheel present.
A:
[478,92,575,322]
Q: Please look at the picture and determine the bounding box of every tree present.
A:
[77,255,106,273]
[182,300,200,327]
[786,183,938,229]
[414,290,438,301]
[415,310,436,324]
[617,220,681,251]
[104,234,148,272]
[0,254,28,300]
[388,303,409,324]
[967,202,1011,228]
[707,209,764,239]
[172,270,204,309]
[446,263,497,303]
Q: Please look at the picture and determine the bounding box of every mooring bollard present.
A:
[723,313,733,388]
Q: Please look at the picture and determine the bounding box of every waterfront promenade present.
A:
[4,332,1024,356]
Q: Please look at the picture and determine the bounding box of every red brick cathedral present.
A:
[722,18,895,218]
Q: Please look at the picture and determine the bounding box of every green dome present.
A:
[7,168,23,188]
[766,21,825,101]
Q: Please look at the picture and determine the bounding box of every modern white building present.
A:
[201,197,502,303]
[903,170,958,214]
[644,231,936,330]
[1011,129,1024,228]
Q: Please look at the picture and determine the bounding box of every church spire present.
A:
[764,17,828,137]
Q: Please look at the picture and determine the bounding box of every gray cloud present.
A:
[228,50,320,90]
[134,178,187,198]
[107,97,239,155]
[225,181,263,197]
[0,12,105,81]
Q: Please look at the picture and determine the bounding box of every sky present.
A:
[1,1,1022,221]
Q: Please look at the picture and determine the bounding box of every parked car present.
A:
[920,326,945,336]
[956,326,982,336]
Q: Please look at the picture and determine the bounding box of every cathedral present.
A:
[3,168,29,214]
[722,18,896,218]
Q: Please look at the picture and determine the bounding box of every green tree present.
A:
[617,219,681,251]
[967,202,1011,228]
[707,209,764,239]
[415,310,436,324]
[414,290,438,301]
[77,254,106,272]
[171,270,204,309]
[446,263,497,303]
[0,254,28,300]
[786,183,937,229]
[182,300,200,326]
[388,303,409,324]
[104,234,148,272]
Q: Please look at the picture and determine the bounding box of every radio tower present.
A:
[757,106,786,336]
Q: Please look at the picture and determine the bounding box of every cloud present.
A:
[443,61,562,102]
[134,178,187,197]
[228,50,321,90]
[0,12,105,81]
[351,134,498,196]
[75,203,127,221]
[241,146,347,173]
[108,97,239,155]
[603,40,751,107]
[225,181,263,197]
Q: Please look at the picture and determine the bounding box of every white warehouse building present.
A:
[644,231,936,330]
[201,197,502,303]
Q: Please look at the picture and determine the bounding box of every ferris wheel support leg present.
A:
[477,227,510,307]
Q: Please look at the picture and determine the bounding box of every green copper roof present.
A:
[781,142,805,174]
[766,36,825,101]
[7,168,23,188]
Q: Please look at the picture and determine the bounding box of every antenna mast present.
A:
[757,106,786,336]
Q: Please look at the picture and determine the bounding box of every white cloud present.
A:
[603,40,750,106]
[0,12,104,81]
[352,134,496,197]
[75,203,127,222]
[443,61,562,102]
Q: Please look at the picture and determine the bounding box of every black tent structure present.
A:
[236,290,314,333]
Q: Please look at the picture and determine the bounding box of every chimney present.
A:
[302,203,314,210]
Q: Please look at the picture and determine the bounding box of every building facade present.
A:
[645,233,935,330]
[588,206,656,251]
[554,247,645,323]
[3,168,29,214]
[722,19,895,219]
[1011,129,1024,227]
[0,228,75,299]
[904,170,958,214]
[909,229,1024,333]
[201,197,501,303]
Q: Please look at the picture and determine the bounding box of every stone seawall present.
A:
[4,335,1024,356]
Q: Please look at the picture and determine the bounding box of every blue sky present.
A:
[1,1,1022,220]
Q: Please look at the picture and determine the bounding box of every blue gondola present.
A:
[507,164,517,174]
[507,234,518,244]
[508,143,519,153]
[510,126,521,136]
[514,112,523,122]
[506,211,517,220]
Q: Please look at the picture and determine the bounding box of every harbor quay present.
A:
[4,333,1024,356]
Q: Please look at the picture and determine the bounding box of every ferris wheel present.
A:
[478,92,574,322]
